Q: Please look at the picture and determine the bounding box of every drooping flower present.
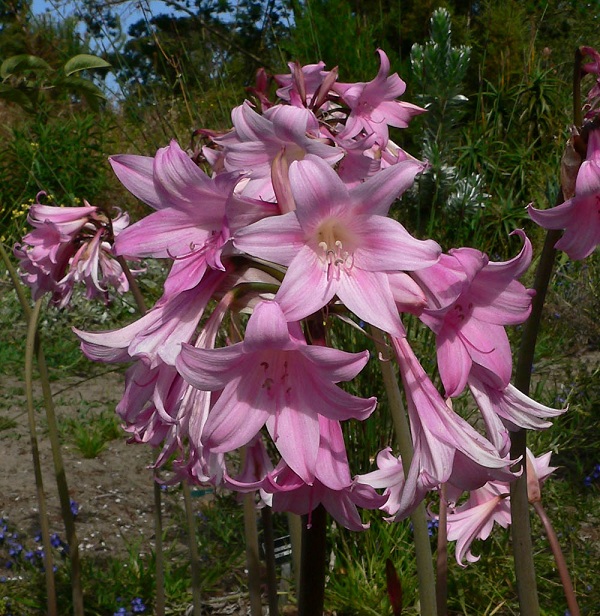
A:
[445,481,511,566]
[468,365,566,456]
[262,416,387,531]
[390,336,515,517]
[234,154,439,336]
[418,230,534,397]
[444,449,557,565]
[176,300,376,486]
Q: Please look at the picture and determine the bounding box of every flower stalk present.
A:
[25,299,57,616]
[531,500,580,616]
[1,243,83,616]
[372,327,437,616]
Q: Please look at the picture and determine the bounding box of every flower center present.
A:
[446,300,474,327]
[260,358,292,441]
[315,219,355,280]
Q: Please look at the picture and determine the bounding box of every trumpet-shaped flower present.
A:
[176,300,376,486]
[333,49,425,144]
[468,365,566,456]
[262,416,387,530]
[444,449,557,565]
[234,155,439,336]
[110,140,278,296]
[446,481,511,566]
[14,197,130,307]
[419,231,534,396]
[211,103,343,200]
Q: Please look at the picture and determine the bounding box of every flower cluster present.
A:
[14,193,131,308]
[31,50,563,531]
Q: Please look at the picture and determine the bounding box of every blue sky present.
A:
[30,0,181,35]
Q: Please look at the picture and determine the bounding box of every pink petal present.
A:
[109,154,162,210]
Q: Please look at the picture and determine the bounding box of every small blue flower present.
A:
[70,499,80,517]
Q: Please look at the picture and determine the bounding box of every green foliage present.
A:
[58,405,122,458]
[327,515,420,615]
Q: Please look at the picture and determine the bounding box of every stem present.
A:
[371,328,437,616]
[243,492,263,615]
[436,484,448,616]
[118,256,166,615]
[182,482,202,616]
[152,480,166,616]
[531,501,581,616]
[298,504,327,616]
[511,228,561,615]
[1,244,83,615]
[35,314,85,616]
[25,300,57,616]
[287,512,303,593]
[262,506,279,616]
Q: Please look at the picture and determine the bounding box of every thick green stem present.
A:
[298,504,327,616]
[25,300,57,616]
[512,228,561,616]
[261,506,279,616]
[243,492,264,615]
[182,482,202,616]
[372,328,437,616]
[532,501,580,616]
[287,512,303,593]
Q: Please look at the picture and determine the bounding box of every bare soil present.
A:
[0,371,162,558]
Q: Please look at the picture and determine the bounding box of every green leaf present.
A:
[0,54,52,79]
[0,83,35,112]
[63,54,111,77]
[59,76,107,111]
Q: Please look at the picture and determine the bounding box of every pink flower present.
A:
[390,336,514,517]
[14,197,130,307]
[210,103,343,200]
[110,140,278,297]
[446,481,511,566]
[176,300,376,486]
[580,46,600,117]
[444,449,556,565]
[262,417,386,531]
[274,61,338,111]
[468,366,565,456]
[418,231,534,396]
[528,128,600,260]
[355,448,415,517]
[234,155,439,336]
[76,268,228,368]
[333,49,425,144]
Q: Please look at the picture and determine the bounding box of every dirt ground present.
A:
[0,371,164,558]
